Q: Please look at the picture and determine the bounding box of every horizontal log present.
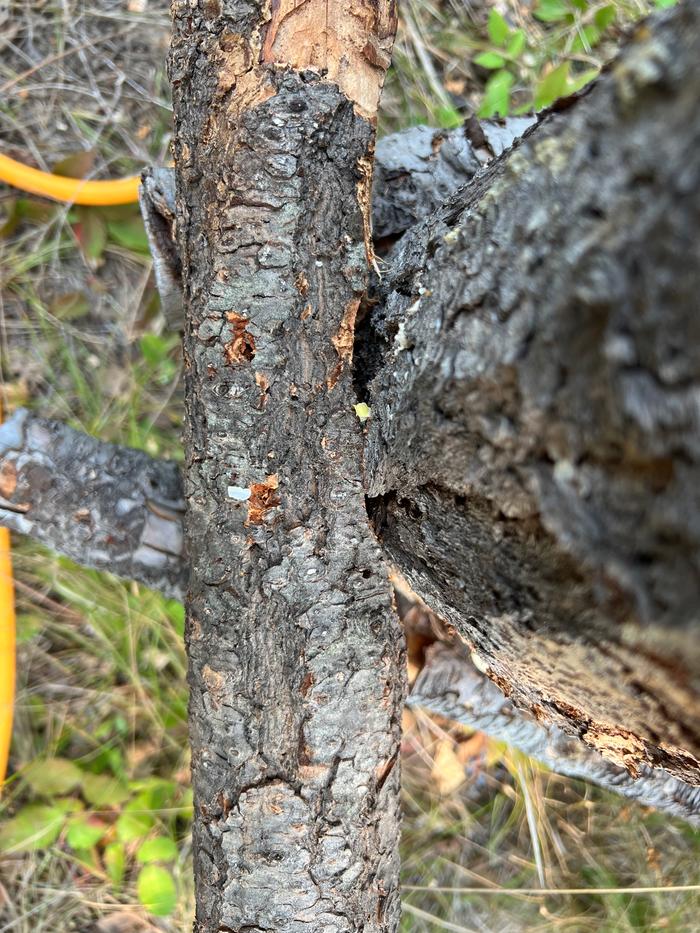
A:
[2,417,697,822]
[362,2,700,784]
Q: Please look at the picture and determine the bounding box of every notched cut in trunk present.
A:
[5,411,700,824]
[403,597,700,826]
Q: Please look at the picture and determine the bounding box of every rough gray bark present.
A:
[0,408,184,597]
[372,115,535,242]
[169,1,403,930]
[4,0,700,919]
[363,1,700,785]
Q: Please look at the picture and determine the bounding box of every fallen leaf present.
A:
[431,738,466,795]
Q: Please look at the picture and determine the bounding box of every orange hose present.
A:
[0,400,15,791]
[0,153,139,205]
[0,146,140,785]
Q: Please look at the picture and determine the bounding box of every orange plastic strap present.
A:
[0,152,139,205]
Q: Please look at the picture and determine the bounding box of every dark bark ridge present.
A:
[363,1,700,784]
[169,1,403,930]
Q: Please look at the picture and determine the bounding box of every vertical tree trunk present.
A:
[169,2,403,929]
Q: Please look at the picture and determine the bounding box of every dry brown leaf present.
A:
[431,738,466,795]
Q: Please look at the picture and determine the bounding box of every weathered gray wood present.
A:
[169,1,404,929]
[5,2,700,919]
[372,116,534,241]
[138,117,535,329]
[363,1,700,785]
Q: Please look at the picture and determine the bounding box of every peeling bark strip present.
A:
[169,2,403,930]
[0,409,184,597]
[365,2,700,785]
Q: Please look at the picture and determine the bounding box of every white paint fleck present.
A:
[553,460,576,484]
[227,485,251,501]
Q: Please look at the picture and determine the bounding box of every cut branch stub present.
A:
[0,409,184,599]
[169,2,403,930]
[5,412,700,823]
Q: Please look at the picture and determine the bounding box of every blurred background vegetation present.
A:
[1,0,697,930]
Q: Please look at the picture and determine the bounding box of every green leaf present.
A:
[487,9,510,45]
[104,841,126,887]
[137,836,178,864]
[75,208,107,264]
[179,787,194,813]
[0,805,64,853]
[140,332,170,365]
[478,70,514,118]
[23,758,82,796]
[594,4,616,30]
[15,613,43,643]
[506,30,526,58]
[535,61,571,108]
[567,67,599,94]
[140,334,179,384]
[129,778,177,811]
[82,772,130,808]
[474,51,506,69]
[435,105,463,129]
[116,809,156,843]
[137,865,177,916]
[166,601,185,637]
[107,215,150,254]
[0,199,22,239]
[54,797,85,814]
[571,23,600,53]
[654,0,676,7]
[66,815,107,850]
[534,0,570,22]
